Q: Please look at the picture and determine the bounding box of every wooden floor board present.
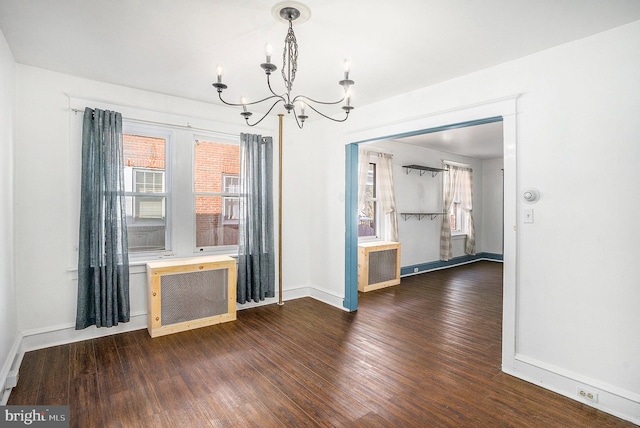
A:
[8,261,637,427]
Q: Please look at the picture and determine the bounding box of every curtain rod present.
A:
[362,148,393,158]
[444,160,472,169]
[70,108,239,139]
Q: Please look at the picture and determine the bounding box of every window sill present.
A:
[451,233,467,239]
[68,252,238,273]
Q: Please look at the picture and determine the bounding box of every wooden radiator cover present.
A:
[357,241,401,292]
[146,255,236,338]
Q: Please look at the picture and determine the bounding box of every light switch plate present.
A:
[524,208,534,223]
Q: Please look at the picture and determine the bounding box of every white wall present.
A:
[13,65,316,345]
[0,28,17,403]
[363,139,491,266]
[307,20,640,422]
[481,158,504,254]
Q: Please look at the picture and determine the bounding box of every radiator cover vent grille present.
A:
[161,269,228,325]
[146,255,236,337]
[368,248,398,285]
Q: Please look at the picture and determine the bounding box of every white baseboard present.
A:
[17,284,334,353]
[1,333,22,405]
[20,313,149,353]
[504,354,640,425]
[310,286,349,311]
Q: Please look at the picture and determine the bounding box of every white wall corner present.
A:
[0,333,24,405]
[310,286,349,311]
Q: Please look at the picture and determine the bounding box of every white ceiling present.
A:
[1,0,639,157]
[390,120,504,160]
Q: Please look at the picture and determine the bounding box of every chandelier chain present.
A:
[282,21,298,92]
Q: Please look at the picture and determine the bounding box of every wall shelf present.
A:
[402,164,447,177]
[400,212,446,221]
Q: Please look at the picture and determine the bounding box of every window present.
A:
[358,162,377,238]
[123,133,168,253]
[134,169,164,219]
[70,108,250,261]
[194,139,240,249]
[445,163,473,236]
[222,174,240,223]
[449,201,462,233]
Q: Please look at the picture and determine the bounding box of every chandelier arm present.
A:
[292,95,346,106]
[292,111,304,129]
[244,99,284,127]
[266,73,285,98]
[219,91,284,107]
[304,102,351,123]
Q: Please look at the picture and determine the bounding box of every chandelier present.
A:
[212,3,355,128]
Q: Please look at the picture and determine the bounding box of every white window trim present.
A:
[67,97,269,269]
[123,122,174,261]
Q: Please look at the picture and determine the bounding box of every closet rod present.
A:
[70,108,239,139]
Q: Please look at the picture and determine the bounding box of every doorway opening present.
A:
[343,96,518,371]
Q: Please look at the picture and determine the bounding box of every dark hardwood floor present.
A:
[8,261,636,427]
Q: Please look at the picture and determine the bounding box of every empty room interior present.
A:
[0,1,639,426]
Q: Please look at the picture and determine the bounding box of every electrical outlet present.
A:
[577,386,598,403]
[413,267,419,273]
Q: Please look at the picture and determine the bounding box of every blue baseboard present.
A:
[400,252,503,276]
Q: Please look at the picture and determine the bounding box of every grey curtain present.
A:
[237,133,275,304]
[76,108,130,329]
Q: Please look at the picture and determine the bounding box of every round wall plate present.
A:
[271,1,311,25]
[523,188,540,203]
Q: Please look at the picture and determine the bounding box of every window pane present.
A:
[194,139,240,248]
[359,163,377,238]
[194,140,240,193]
[223,175,240,193]
[195,195,238,247]
[358,201,376,237]
[365,163,375,198]
[123,134,167,252]
[135,170,164,193]
[123,134,166,192]
[126,196,166,252]
[450,202,460,232]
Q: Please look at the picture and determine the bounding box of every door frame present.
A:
[343,96,518,371]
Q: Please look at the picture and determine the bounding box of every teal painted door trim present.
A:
[343,143,359,311]
[344,116,505,311]
[351,116,504,145]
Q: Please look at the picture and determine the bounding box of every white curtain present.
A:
[440,164,475,260]
[440,166,457,261]
[460,168,476,255]
[377,153,398,242]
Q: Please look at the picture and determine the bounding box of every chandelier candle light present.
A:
[212,3,355,128]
